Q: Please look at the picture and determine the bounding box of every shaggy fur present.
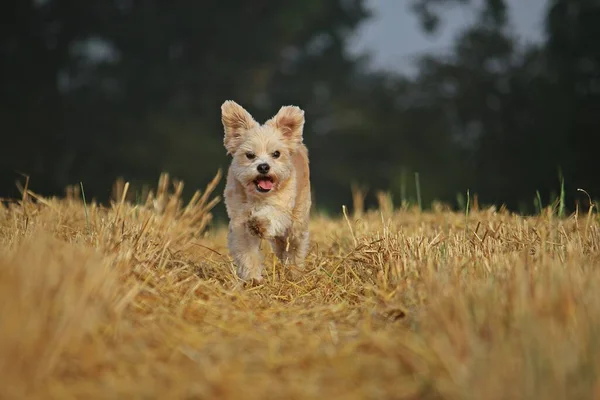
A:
[221,100,311,282]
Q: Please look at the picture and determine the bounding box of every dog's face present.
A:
[221,100,305,196]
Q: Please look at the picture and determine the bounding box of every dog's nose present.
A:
[257,163,270,174]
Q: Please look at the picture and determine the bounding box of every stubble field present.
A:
[1,172,600,400]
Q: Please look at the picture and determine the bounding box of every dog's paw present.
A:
[245,276,264,287]
[287,264,305,281]
[238,273,264,287]
[236,267,263,283]
[246,216,269,238]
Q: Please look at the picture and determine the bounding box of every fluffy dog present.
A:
[221,100,311,282]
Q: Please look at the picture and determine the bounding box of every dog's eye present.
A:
[245,152,256,160]
[272,151,280,159]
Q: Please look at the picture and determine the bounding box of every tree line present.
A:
[1,0,598,218]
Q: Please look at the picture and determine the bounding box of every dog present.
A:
[221,100,311,282]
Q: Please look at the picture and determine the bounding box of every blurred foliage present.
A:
[1,0,599,218]
[410,0,600,212]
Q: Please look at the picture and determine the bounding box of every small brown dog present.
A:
[221,100,311,282]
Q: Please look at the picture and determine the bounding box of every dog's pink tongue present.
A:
[257,179,273,190]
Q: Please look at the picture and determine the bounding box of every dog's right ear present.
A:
[221,100,258,155]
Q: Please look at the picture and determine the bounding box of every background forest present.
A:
[1,0,598,220]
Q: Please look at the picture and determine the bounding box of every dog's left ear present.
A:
[266,105,305,146]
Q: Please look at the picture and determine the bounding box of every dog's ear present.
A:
[221,100,258,154]
[266,105,305,146]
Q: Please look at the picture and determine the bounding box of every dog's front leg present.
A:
[272,229,310,280]
[228,224,264,282]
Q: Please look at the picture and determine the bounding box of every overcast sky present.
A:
[350,0,547,75]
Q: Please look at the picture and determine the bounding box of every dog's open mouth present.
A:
[254,176,274,193]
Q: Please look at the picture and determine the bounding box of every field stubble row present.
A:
[1,173,599,399]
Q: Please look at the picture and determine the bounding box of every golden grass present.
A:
[2,172,600,399]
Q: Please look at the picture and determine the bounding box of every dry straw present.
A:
[1,172,600,399]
